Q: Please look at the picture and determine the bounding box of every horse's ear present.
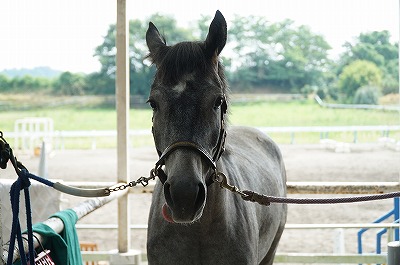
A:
[146,22,168,65]
[205,10,227,58]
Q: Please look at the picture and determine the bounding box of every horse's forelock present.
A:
[154,42,211,86]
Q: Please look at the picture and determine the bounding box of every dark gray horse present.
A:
[146,10,287,265]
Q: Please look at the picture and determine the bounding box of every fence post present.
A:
[353,130,358,143]
[290,132,295,144]
[387,241,400,265]
[333,228,345,265]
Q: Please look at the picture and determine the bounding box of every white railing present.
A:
[3,125,400,150]
[74,223,397,263]
[315,95,400,111]
[13,117,54,151]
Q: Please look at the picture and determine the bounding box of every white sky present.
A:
[0,0,398,73]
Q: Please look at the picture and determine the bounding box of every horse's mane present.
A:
[148,41,228,92]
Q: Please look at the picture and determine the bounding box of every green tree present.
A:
[93,14,194,96]
[53,72,86,95]
[0,74,10,92]
[337,60,382,99]
[228,16,331,92]
[195,15,212,40]
[338,31,398,95]
[2,75,52,92]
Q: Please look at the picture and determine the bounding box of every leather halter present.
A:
[152,97,227,186]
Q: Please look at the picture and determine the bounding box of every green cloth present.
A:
[15,209,82,265]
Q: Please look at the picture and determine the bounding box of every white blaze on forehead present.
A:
[172,82,186,94]
[171,73,195,94]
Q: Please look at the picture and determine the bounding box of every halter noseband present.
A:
[152,97,227,186]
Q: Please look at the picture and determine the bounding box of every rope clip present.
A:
[213,171,248,198]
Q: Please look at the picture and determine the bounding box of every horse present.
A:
[145,10,287,265]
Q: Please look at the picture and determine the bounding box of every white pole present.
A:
[116,0,130,254]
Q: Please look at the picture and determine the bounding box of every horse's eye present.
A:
[147,99,158,111]
[214,96,224,110]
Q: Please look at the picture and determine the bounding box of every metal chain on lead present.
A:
[106,167,400,206]
[106,169,157,194]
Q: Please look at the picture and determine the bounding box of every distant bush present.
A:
[338,60,382,99]
[53,72,86,95]
[379,93,400,105]
[382,75,399,95]
[353,86,381,105]
[0,74,10,92]
[0,74,53,92]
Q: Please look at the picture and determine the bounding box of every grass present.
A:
[229,100,399,127]
[1,97,399,147]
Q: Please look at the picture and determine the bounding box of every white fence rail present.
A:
[3,125,400,150]
[315,95,400,111]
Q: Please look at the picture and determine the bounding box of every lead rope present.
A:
[1,132,35,265]
[213,172,400,206]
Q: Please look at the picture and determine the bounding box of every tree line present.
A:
[0,14,398,104]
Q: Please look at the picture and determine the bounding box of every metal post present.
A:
[387,241,400,265]
[38,141,48,178]
[116,0,130,254]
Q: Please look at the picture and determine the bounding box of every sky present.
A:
[0,0,399,74]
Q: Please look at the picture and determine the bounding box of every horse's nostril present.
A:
[195,183,206,212]
[163,180,206,221]
[163,182,173,208]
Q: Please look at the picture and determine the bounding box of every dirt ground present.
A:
[2,143,400,263]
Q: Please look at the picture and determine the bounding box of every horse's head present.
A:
[146,11,228,224]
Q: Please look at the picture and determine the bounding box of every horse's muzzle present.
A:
[163,180,206,223]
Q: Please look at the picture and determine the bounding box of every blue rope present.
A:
[26,172,54,188]
[7,169,55,265]
[23,172,35,265]
[1,132,57,264]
